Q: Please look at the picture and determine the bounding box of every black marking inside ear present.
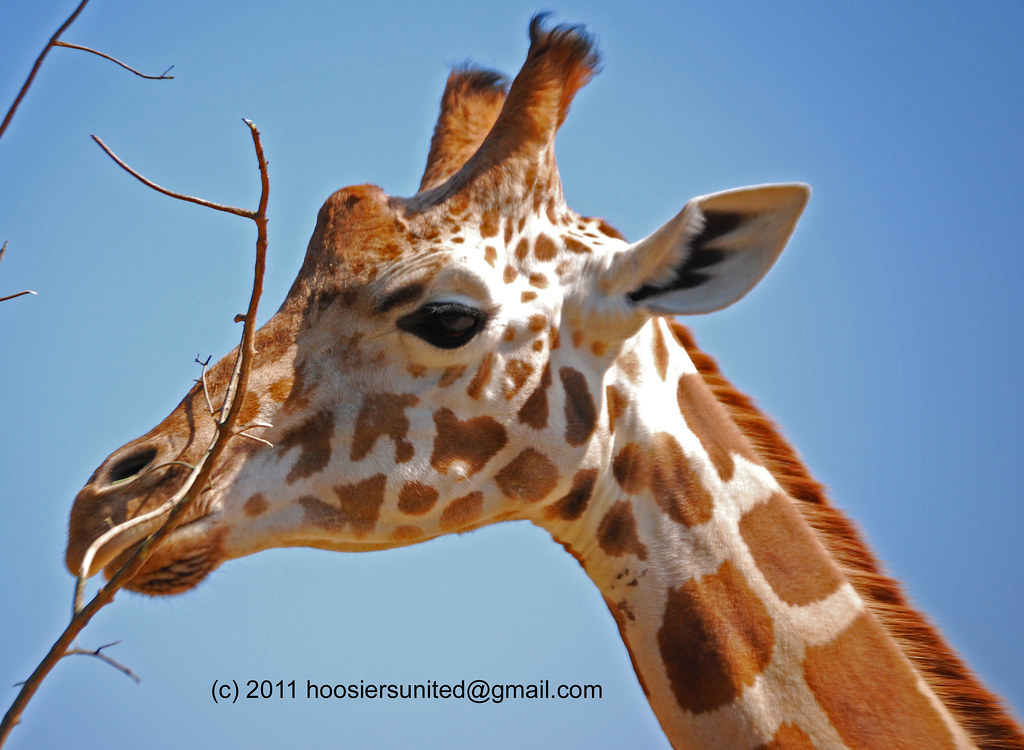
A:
[627,210,744,303]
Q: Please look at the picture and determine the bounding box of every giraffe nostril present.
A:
[107,447,158,485]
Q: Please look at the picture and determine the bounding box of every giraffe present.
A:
[65,17,1023,750]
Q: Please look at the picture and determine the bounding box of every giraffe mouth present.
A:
[95,515,224,596]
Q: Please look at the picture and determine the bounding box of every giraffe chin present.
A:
[102,522,226,597]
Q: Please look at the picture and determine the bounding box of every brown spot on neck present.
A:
[439,491,485,531]
[676,373,759,481]
[430,408,508,477]
[739,493,844,605]
[299,473,387,538]
[605,384,629,434]
[559,367,597,446]
[268,376,295,404]
[243,493,269,517]
[648,432,714,526]
[350,393,419,464]
[517,362,552,429]
[615,349,641,383]
[398,481,439,515]
[494,448,559,503]
[545,468,598,521]
[596,500,648,559]
[239,390,262,425]
[658,560,774,714]
[612,442,649,495]
[392,525,424,541]
[651,319,669,381]
[803,613,959,749]
[277,409,335,484]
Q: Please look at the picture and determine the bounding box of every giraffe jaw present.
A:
[89,514,224,596]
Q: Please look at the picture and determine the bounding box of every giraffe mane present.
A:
[668,320,1024,750]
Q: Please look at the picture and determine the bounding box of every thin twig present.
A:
[195,355,216,416]
[236,420,274,447]
[92,136,255,219]
[0,120,270,748]
[64,642,141,683]
[0,0,91,142]
[1,1,176,144]
[53,42,174,80]
[0,291,38,303]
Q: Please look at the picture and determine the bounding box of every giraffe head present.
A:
[66,17,808,595]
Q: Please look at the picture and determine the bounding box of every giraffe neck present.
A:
[539,319,972,750]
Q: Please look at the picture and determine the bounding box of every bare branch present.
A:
[0,291,38,303]
[0,0,91,142]
[92,136,255,219]
[53,42,174,80]
[2,1,175,144]
[64,642,141,684]
[0,120,270,748]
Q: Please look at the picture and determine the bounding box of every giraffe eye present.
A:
[397,302,487,349]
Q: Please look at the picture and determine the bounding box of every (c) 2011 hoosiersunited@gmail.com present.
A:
[210,678,604,705]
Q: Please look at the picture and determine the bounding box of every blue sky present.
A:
[1,1,1022,748]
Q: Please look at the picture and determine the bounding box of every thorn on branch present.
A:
[64,641,141,684]
[194,355,216,416]
[53,41,174,80]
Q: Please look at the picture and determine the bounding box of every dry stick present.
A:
[0,0,174,143]
[0,119,269,748]
[52,42,174,80]
[92,136,255,219]
[0,0,91,141]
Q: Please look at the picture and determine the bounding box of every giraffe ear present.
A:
[609,184,810,315]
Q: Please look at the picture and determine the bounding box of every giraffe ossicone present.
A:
[66,16,1023,750]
